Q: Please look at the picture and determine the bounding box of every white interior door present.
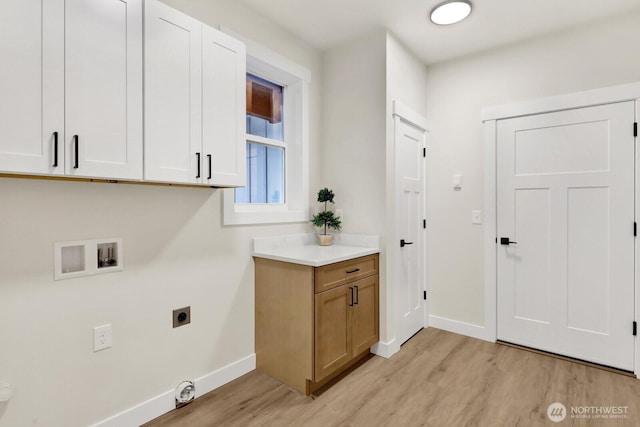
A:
[395,113,427,345]
[497,101,635,370]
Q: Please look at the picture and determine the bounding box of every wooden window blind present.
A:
[246,74,283,124]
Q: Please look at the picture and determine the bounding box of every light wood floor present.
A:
[144,328,640,426]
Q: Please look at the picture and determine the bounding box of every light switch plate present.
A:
[471,210,482,225]
[453,174,462,189]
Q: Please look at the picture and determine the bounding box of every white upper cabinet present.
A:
[202,26,246,186]
[145,0,246,186]
[0,0,64,175]
[144,0,202,184]
[1,0,243,186]
[0,0,143,180]
[65,0,143,180]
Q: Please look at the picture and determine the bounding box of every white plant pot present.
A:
[317,234,333,246]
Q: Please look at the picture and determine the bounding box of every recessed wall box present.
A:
[54,238,123,280]
[97,241,119,269]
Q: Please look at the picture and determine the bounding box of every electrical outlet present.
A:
[94,324,112,352]
[173,307,191,328]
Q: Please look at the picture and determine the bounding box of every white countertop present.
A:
[252,233,380,267]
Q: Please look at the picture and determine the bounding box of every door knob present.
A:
[400,239,414,248]
[500,237,517,245]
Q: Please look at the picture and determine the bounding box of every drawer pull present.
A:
[346,268,360,274]
[349,287,354,306]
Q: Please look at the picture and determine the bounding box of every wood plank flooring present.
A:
[144,328,640,426]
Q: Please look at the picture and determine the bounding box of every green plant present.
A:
[311,187,342,235]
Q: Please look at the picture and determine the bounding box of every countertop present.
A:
[252,233,380,267]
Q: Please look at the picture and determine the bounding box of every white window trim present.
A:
[221,27,310,225]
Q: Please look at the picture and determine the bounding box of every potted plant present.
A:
[311,187,342,246]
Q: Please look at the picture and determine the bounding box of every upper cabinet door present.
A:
[202,26,246,187]
[65,0,143,180]
[144,0,203,184]
[0,0,64,176]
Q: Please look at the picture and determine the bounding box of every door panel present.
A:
[144,0,202,183]
[513,188,551,323]
[315,285,351,381]
[395,117,426,345]
[0,0,64,175]
[202,26,246,186]
[65,0,142,179]
[567,187,610,334]
[497,101,635,370]
[352,276,379,355]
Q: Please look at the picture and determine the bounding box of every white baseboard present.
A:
[428,315,495,343]
[371,339,400,359]
[91,354,256,427]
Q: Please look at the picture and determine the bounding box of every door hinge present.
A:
[423,219,427,229]
[423,147,426,158]
[634,122,638,137]
[423,290,427,300]
[633,321,637,336]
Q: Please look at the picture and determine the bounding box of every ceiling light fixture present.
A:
[430,0,472,25]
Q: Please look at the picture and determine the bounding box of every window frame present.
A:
[222,29,310,225]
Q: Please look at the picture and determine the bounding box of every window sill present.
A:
[223,189,309,225]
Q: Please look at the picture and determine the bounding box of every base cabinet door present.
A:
[315,285,352,381]
[352,275,379,355]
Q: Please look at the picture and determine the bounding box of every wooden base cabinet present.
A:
[255,254,379,395]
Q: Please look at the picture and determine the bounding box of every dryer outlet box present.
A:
[173,307,191,328]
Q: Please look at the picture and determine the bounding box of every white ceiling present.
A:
[239,0,640,64]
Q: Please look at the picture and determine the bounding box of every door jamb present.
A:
[482,81,640,378]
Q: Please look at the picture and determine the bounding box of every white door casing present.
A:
[393,102,428,346]
[496,101,635,370]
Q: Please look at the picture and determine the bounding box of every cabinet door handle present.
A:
[207,154,212,180]
[346,268,360,274]
[354,286,359,305]
[73,135,79,169]
[196,152,201,178]
[349,287,354,306]
[52,132,59,167]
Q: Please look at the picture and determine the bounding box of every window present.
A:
[235,74,285,204]
[223,32,310,225]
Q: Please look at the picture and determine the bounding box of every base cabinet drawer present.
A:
[255,253,379,395]
[314,254,378,293]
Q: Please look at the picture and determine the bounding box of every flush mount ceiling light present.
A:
[430,0,472,25]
